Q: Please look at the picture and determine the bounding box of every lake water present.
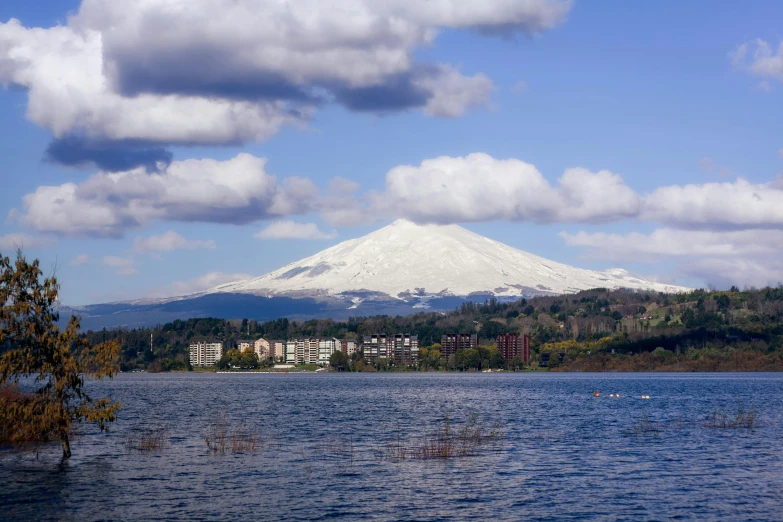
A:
[2,373,782,521]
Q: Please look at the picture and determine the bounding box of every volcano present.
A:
[205,219,686,298]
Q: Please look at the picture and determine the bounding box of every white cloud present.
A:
[642,178,783,230]
[560,228,783,261]
[370,153,640,224]
[70,253,89,266]
[730,39,783,83]
[102,256,137,276]
[0,0,570,154]
[134,231,216,253]
[560,228,783,288]
[149,271,253,298]
[415,65,493,118]
[0,19,299,147]
[19,153,317,237]
[0,233,55,251]
[254,221,337,240]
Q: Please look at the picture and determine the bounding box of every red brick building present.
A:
[496,334,530,364]
[440,333,478,357]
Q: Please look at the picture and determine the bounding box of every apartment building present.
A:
[271,340,285,361]
[339,339,358,356]
[361,334,419,364]
[391,334,419,365]
[496,334,530,364]
[189,341,223,367]
[253,338,271,360]
[440,333,478,357]
[285,341,297,364]
[362,334,389,363]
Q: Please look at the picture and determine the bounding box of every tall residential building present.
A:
[496,334,530,364]
[189,341,223,367]
[362,334,390,363]
[293,338,320,364]
[440,333,478,357]
[318,338,339,365]
[392,334,419,365]
[285,341,297,364]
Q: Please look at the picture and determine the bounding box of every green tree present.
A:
[0,252,121,458]
[489,348,505,369]
[330,350,346,371]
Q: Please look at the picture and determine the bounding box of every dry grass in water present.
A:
[126,426,168,452]
[629,410,663,437]
[705,401,760,429]
[384,412,504,460]
[205,413,261,454]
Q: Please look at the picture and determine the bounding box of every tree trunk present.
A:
[61,434,72,459]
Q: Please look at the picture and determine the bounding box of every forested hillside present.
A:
[80,287,783,372]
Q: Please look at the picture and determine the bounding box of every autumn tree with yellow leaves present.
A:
[0,251,120,458]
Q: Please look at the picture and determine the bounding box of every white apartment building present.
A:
[237,341,252,352]
[189,341,223,367]
[285,341,297,364]
[318,338,341,365]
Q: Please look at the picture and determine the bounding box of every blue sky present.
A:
[1,1,782,305]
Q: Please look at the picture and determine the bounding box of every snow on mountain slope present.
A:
[205,220,688,298]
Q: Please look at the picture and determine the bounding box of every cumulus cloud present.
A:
[254,221,337,240]
[148,271,253,298]
[133,231,216,253]
[730,39,783,83]
[415,65,493,117]
[358,153,783,233]
[560,228,783,288]
[70,253,89,266]
[0,233,55,251]
[0,1,570,169]
[642,178,783,230]
[560,228,783,261]
[0,18,300,170]
[102,256,137,276]
[19,153,317,237]
[370,153,640,224]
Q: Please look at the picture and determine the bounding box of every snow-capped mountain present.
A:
[66,220,688,329]
[206,219,687,298]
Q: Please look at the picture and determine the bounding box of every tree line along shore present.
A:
[83,286,783,373]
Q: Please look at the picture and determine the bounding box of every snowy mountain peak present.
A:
[206,220,688,299]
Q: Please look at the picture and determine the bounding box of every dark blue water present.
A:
[2,373,782,521]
